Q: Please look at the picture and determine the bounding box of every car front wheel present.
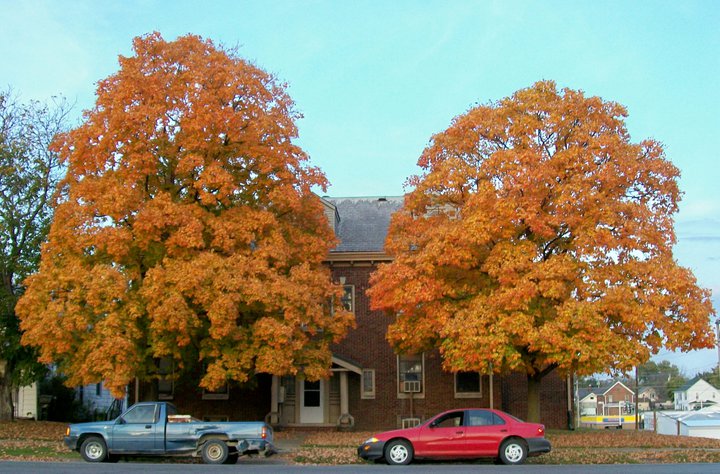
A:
[499,438,528,465]
[80,436,108,462]
[384,439,413,465]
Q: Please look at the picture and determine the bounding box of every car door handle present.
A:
[456,431,463,435]
[500,429,507,432]
[145,425,152,429]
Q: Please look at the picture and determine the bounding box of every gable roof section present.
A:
[578,381,635,400]
[325,196,404,255]
[605,381,634,395]
[677,377,719,393]
[578,387,604,399]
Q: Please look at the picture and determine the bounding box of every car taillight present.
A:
[537,426,545,436]
[261,426,267,440]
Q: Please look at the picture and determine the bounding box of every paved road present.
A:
[2,462,720,473]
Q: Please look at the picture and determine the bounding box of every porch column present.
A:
[340,371,348,416]
[338,371,354,428]
[268,375,280,425]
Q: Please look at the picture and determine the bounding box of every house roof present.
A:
[578,381,635,400]
[678,377,702,392]
[676,377,720,393]
[578,387,604,399]
[325,197,404,253]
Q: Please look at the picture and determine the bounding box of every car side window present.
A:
[122,405,157,424]
[433,411,464,428]
[468,409,505,426]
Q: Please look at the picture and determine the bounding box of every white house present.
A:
[75,381,119,416]
[13,383,38,419]
[674,378,720,411]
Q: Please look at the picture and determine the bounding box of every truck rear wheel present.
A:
[202,439,229,464]
[80,436,108,462]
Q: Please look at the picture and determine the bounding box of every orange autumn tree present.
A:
[368,81,715,423]
[16,33,353,398]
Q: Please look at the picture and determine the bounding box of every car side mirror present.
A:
[429,421,437,428]
[115,417,126,425]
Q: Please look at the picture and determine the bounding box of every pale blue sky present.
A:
[2,0,719,375]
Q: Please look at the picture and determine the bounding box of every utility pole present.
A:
[635,366,639,430]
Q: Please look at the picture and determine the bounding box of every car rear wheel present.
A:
[499,438,528,465]
[384,439,413,465]
[80,436,108,463]
[202,439,229,464]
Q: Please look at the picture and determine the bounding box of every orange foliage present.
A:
[16,33,353,397]
[369,81,714,383]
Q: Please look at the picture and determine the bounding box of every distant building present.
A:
[13,383,38,419]
[674,378,720,411]
[578,381,636,428]
[646,407,720,439]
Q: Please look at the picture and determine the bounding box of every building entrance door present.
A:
[300,379,324,424]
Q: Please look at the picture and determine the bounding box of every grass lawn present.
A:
[3,420,720,464]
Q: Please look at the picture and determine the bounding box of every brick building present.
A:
[266,196,570,430]
[136,196,571,430]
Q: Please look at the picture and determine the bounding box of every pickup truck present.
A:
[63,401,274,464]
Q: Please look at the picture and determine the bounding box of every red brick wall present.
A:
[137,373,272,422]
[331,264,569,431]
[500,371,570,429]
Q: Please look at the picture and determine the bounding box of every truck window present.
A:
[123,405,157,424]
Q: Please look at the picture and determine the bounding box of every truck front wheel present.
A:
[202,439,229,464]
[80,436,108,462]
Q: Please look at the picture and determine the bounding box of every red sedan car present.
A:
[357,408,551,465]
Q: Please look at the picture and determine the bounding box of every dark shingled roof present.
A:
[326,197,404,253]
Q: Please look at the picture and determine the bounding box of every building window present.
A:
[202,383,230,400]
[158,358,174,400]
[454,371,482,398]
[341,285,354,313]
[362,369,375,399]
[95,382,102,397]
[398,353,424,397]
[201,364,230,400]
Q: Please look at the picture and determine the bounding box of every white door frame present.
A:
[300,378,325,424]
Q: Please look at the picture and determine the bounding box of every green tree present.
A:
[638,360,687,400]
[0,90,70,420]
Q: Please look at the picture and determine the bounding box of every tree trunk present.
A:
[0,360,15,421]
[526,372,542,423]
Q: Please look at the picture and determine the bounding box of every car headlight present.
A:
[363,437,379,444]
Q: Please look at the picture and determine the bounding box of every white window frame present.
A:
[454,371,482,398]
[397,353,425,399]
[341,285,355,313]
[361,369,375,399]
